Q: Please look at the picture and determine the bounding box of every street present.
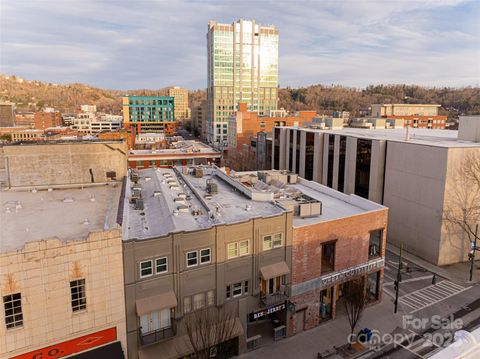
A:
[240,248,480,359]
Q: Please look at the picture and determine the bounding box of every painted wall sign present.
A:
[249,303,286,321]
[11,327,117,359]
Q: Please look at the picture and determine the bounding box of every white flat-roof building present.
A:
[272,117,480,265]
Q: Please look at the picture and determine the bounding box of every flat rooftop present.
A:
[230,170,385,228]
[129,140,221,157]
[123,166,385,240]
[284,127,480,148]
[123,167,284,240]
[0,184,122,253]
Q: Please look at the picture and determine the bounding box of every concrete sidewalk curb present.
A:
[387,244,467,285]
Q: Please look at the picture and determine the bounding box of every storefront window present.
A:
[367,271,381,302]
[319,287,333,321]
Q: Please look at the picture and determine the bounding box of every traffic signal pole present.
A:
[394,244,403,314]
[469,224,479,282]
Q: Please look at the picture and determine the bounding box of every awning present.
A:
[260,261,290,280]
[136,291,177,316]
[69,341,124,359]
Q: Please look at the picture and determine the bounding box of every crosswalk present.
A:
[398,280,470,313]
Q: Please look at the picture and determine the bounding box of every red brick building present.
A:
[228,103,317,149]
[226,103,317,169]
[288,208,387,334]
[34,111,63,130]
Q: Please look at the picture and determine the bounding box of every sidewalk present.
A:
[387,244,480,285]
[239,299,404,359]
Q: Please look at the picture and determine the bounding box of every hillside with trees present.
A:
[1,74,478,119]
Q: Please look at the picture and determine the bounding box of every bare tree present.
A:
[344,278,368,347]
[464,153,480,189]
[183,306,239,359]
[443,154,480,259]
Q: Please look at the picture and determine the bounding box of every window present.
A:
[338,136,347,192]
[193,293,205,310]
[156,257,168,274]
[322,242,336,274]
[232,283,242,297]
[226,281,249,300]
[140,309,171,335]
[186,251,198,267]
[239,240,249,256]
[227,240,249,259]
[207,290,215,306]
[70,279,87,312]
[273,234,283,248]
[369,229,382,258]
[3,293,23,329]
[367,271,381,303]
[263,235,272,250]
[355,139,372,199]
[200,248,211,264]
[227,242,238,258]
[327,134,335,188]
[140,260,153,278]
[184,297,192,313]
[263,233,283,251]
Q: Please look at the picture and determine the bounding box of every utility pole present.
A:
[394,244,403,314]
[469,224,479,282]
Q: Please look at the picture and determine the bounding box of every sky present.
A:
[0,0,479,90]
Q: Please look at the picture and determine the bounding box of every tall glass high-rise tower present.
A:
[207,19,279,145]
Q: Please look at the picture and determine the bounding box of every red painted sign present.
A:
[11,327,117,359]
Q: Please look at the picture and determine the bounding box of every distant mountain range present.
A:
[1,74,479,119]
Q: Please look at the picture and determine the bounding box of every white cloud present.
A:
[0,0,478,88]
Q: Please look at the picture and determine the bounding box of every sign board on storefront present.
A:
[249,303,286,322]
[291,258,385,296]
[10,327,117,359]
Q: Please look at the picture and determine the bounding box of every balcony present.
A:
[139,321,177,346]
[261,291,288,307]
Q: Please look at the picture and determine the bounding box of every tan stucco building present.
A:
[0,184,127,358]
[168,87,190,124]
[371,104,440,117]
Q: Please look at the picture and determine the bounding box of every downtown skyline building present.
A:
[206,19,279,145]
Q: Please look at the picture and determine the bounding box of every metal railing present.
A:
[260,291,288,307]
[246,334,262,351]
[139,321,177,346]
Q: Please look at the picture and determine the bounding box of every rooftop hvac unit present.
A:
[134,198,144,210]
[177,205,189,213]
[298,201,322,218]
[195,167,204,178]
[131,172,139,183]
[288,173,298,184]
[206,179,218,194]
[130,189,142,203]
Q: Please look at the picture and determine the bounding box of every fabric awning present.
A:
[136,291,177,316]
[260,261,290,280]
